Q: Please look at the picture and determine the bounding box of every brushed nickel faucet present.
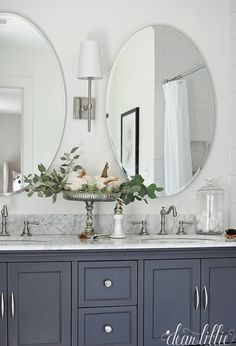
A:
[21,221,39,237]
[132,220,149,235]
[0,205,9,236]
[158,205,177,235]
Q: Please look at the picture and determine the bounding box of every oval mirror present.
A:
[0,13,66,195]
[106,25,215,196]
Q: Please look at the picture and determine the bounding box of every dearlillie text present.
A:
[161,323,235,345]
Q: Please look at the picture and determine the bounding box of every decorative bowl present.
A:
[62,191,118,202]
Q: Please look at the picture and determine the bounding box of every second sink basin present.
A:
[141,236,217,243]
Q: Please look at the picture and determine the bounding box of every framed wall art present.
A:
[120,107,139,176]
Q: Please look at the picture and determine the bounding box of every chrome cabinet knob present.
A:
[104,325,113,333]
[104,279,112,288]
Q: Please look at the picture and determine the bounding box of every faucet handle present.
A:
[21,221,39,237]
[177,220,193,235]
[132,220,149,235]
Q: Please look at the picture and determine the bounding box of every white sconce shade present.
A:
[77,40,102,80]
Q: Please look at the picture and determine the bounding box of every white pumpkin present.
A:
[63,171,87,191]
[84,175,95,186]
[93,176,107,190]
[105,177,122,190]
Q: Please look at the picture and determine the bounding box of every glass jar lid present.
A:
[197,178,224,193]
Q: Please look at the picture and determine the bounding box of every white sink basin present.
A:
[0,236,48,244]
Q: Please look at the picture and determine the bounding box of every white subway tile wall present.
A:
[230,0,236,226]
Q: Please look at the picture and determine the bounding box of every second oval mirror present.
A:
[106,25,215,196]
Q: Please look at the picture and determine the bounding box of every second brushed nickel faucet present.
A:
[158,205,177,235]
[132,220,149,235]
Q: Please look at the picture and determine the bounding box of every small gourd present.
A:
[94,162,110,189]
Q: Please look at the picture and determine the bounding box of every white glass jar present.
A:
[196,180,224,235]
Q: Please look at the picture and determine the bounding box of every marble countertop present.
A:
[0,233,234,251]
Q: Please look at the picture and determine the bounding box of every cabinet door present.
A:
[201,258,236,343]
[8,262,71,346]
[0,264,7,346]
[144,259,200,346]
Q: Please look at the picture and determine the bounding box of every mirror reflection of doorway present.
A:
[0,87,22,193]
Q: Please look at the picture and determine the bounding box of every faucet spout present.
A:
[158,205,178,235]
[166,205,177,217]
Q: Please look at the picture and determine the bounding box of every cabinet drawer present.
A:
[78,261,137,307]
[78,306,137,346]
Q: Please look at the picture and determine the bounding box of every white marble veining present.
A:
[0,233,233,251]
[6,213,196,235]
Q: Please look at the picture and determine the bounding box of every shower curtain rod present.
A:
[163,65,206,84]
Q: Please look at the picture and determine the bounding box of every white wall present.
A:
[0,0,229,218]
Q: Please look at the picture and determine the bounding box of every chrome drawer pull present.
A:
[104,325,113,333]
[104,279,113,288]
[0,293,4,319]
[10,293,15,319]
[194,286,199,311]
[203,286,208,310]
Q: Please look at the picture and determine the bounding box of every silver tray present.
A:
[62,190,117,202]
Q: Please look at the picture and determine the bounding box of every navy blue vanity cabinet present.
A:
[1,248,236,346]
[0,264,7,346]
[7,262,71,346]
[78,261,138,346]
[201,258,236,342]
[144,259,201,346]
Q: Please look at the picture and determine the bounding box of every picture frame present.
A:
[121,107,139,176]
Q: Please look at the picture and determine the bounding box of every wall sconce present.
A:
[77,40,103,132]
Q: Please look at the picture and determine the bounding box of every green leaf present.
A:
[52,194,57,203]
[38,164,46,173]
[139,186,147,197]
[27,191,34,197]
[146,183,159,199]
[147,183,157,191]
[38,191,44,198]
[60,157,67,161]
[71,147,79,154]
[73,154,80,160]
[74,165,82,171]
[130,175,144,186]
[130,185,141,193]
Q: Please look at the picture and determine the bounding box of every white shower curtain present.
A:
[163,79,192,195]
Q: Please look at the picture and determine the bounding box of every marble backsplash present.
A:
[6,214,196,236]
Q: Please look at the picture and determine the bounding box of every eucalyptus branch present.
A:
[24,147,82,203]
[117,175,163,205]
[24,147,163,204]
